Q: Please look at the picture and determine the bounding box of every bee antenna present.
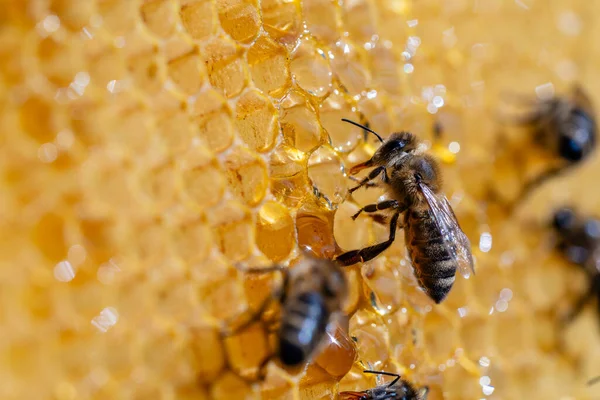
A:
[341,118,384,143]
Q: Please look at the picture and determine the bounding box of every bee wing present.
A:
[418,183,475,278]
[338,392,368,400]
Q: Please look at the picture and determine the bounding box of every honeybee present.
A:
[223,255,348,371]
[335,119,475,304]
[551,207,600,323]
[507,86,596,204]
[339,370,429,400]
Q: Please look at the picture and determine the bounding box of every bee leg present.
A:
[514,165,566,206]
[255,353,274,381]
[221,296,276,337]
[349,166,387,194]
[335,211,401,266]
[351,199,401,220]
[418,386,430,400]
[563,275,600,324]
[348,175,378,188]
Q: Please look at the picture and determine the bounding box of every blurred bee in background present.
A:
[339,370,429,400]
[588,375,600,386]
[552,207,600,324]
[505,86,596,205]
[223,255,348,373]
[335,119,474,304]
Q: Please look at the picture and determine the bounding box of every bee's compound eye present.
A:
[553,208,575,232]
[390,140,406,149]
[559,134,585,161]
[584,219,600,239]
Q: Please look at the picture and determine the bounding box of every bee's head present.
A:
[552,207,577,235]
[558,108,595,162]
[373,132,418,164]
[349,132,418,174]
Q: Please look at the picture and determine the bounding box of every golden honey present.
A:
[3,1,600,399]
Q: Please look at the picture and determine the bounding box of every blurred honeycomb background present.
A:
[2,0,600,399]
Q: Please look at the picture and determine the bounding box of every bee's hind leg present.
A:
[335,211,401,266]
[562,275,600,325]
[222,265,286,337]
[514,165,566,207]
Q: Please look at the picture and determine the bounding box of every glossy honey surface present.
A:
[2,1,600,399]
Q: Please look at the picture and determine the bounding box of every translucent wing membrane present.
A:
[418,183,475,278]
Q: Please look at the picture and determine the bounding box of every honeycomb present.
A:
[2,0,600,399]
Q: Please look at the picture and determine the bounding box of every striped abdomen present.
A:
[404,209,457,303]
[278,292,329,366]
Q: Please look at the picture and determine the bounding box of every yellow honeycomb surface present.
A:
[2,0,600,399]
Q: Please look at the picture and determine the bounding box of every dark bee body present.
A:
[339,370,429,400]
[225,256,347,371]
[404,208,457,303]
[279,291,329,365]
[508,86,596,203]
[335,120,474,304]
[552,207,600,324]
